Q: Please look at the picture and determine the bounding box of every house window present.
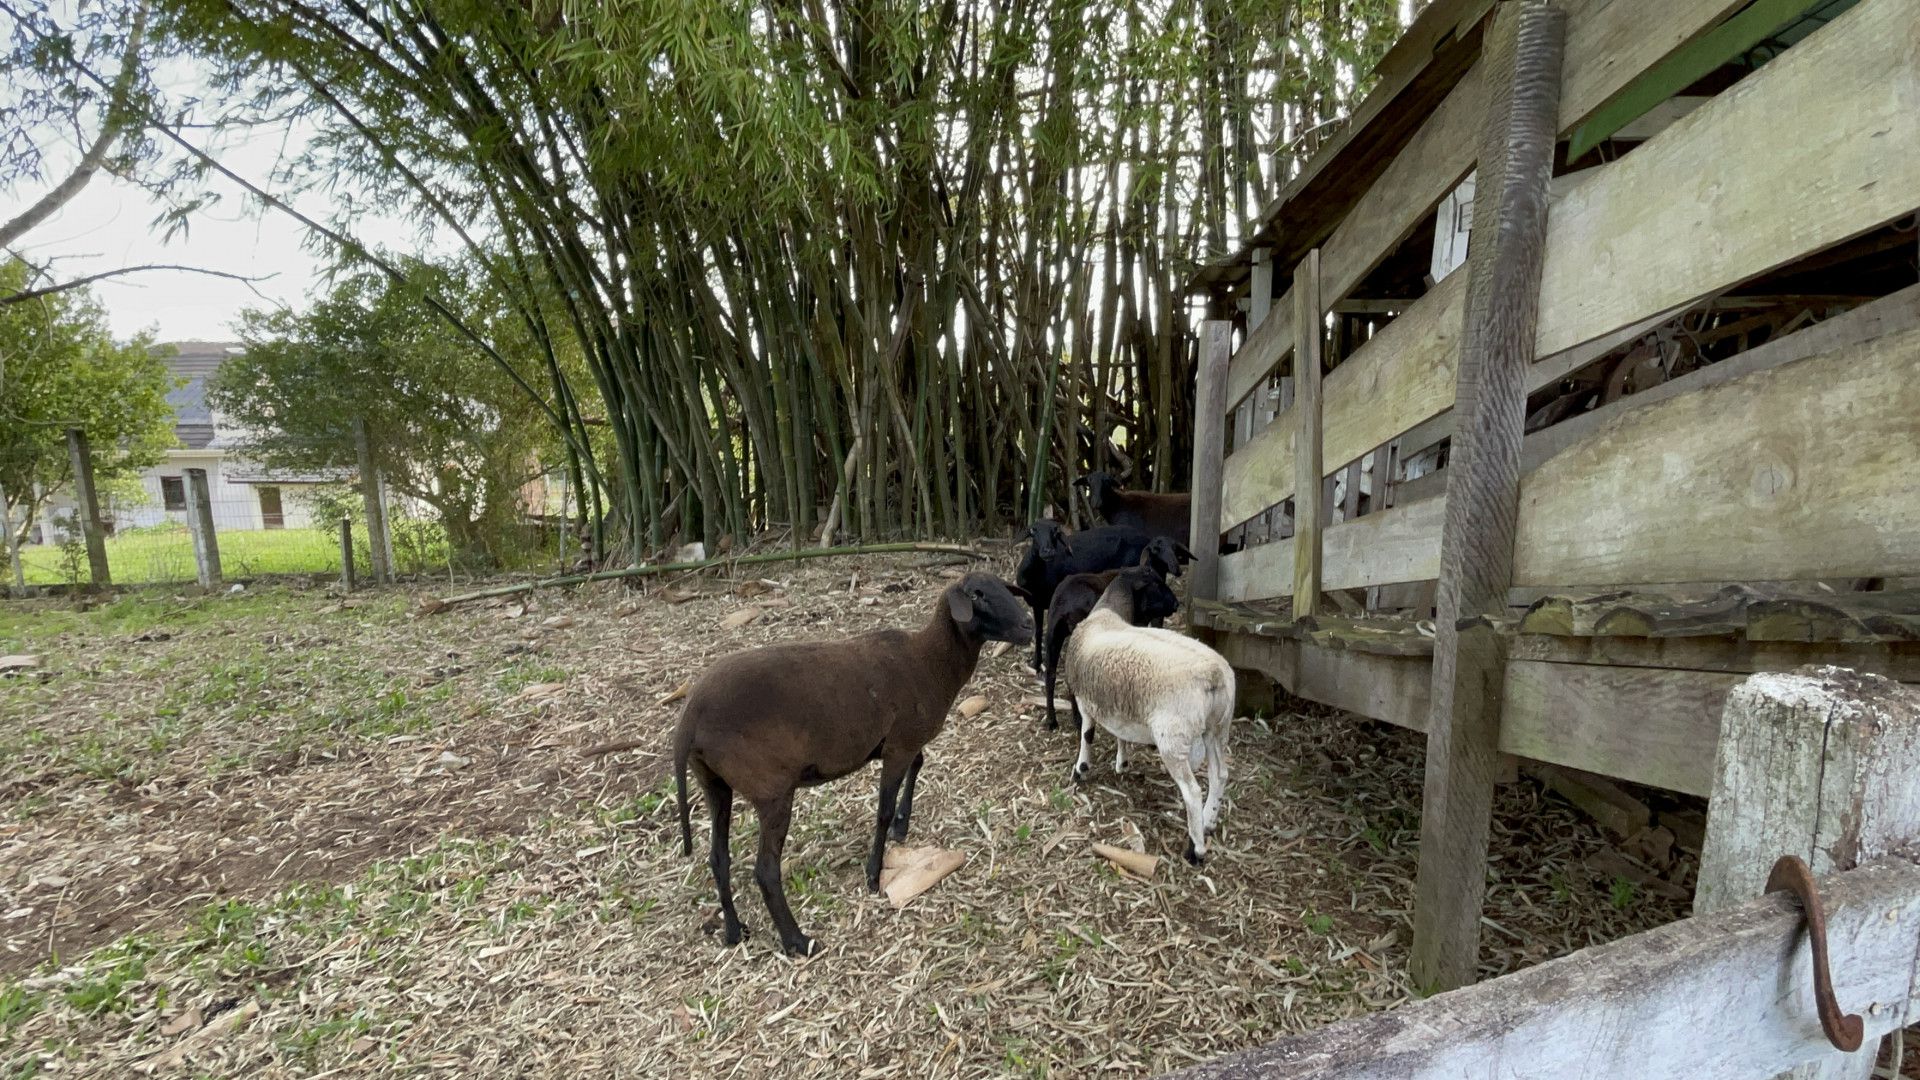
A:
[161,476,186,511]
[258,486,284,529]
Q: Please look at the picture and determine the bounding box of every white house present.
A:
[37,342,341,541]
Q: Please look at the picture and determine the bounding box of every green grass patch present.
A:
[19,524,342,586]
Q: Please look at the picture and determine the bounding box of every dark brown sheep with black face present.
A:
[1075,470,1192,547]
[672,571,1034,957]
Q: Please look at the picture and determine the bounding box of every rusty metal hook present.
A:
[1765,854,1865,1053]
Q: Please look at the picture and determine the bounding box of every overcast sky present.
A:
[15,109,416,345]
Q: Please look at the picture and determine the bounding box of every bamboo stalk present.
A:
[423,542,990,611]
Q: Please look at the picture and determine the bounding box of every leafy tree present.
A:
[0,259,178,546]
[209,262,560,567]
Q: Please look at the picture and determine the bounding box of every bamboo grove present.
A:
[154,0,1403,562]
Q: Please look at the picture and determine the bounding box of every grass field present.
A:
[18,524,342,585]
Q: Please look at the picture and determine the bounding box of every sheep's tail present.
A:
[675,743,693,858]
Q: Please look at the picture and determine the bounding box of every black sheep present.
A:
[1015,521,1193,672]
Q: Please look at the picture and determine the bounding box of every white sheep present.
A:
[1060,567,1234,863]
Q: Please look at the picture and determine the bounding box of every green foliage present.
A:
[210,264,557,569]
[0,260,178,545]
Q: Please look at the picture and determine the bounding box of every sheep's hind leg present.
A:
[1113,739,1128,774]
[696,763,746,945]
[889,752,925,842]
[1072,698,1095,783]
[1201,719,1229,832]
[867,756,911,890]
[751,793,814,957]
[1157,742,1210,865]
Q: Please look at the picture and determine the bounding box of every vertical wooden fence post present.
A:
[1289,248,1324,621]
[338,515,356,593]
[1189,321,1233,611]
[183,468,221,589]
[1,480,23,591]
[352,417,393,584]
[1410,0,1565,993]
[1698,666,1920,1079]
[63,428,111,588]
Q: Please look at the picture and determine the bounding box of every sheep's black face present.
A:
[1025,520,1070,560]
[1124,566,1181,625]
[1142,537,1193,580]
[1075,471,1118,509]
[948,572,1035,645]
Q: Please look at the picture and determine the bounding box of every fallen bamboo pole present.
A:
[422,542,990,611]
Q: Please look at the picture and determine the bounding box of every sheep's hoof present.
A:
[1044,716,1058,732]
[723,922,750,946]
[782,935,817,958]
[1071,762,1090,784]
[1184,842,1205,867]
[889,822,910,842]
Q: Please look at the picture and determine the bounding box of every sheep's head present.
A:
[1125,565,1182,625]
[1074,471,1121,511]
[1141,536,1196,579]
[946,573,1035,645]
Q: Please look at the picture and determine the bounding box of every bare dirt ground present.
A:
[1,550,1695,1077]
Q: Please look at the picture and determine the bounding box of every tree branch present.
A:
[0,264,275,307]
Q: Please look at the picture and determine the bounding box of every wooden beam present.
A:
[184,467,221,590]
[1165,856,1920,1080]
[1290,249,1325,621]
[1536,0,1920,360]
[1522,283,1920,474]
[1501,660,1736,796]
[1411,0,1564,994]
[1219,403,1296,529]
[1321,495,1446,593]
[1320,269,1468,480]
[1218,537,1295,605]
[1216,633,1431,732]
[1509,634,1920,685]
[1696,666,1920,1080]
[1513,324,1920,587]
[1566,0,1821,160]
[1189,322,1233,603]
[1225,282,1293,413]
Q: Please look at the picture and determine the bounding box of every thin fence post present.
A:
[338,515,356,593]
[1698,665,1920,1079]
[1410,0,1566,993]
[1188,321,1233,610]
[64,428,111,588]
[184,468,221,590]
[1,479,23,592]
[352,417,393,584]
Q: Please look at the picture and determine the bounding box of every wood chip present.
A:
[0,655,40,674]
[658,680,690,706]
[159,1009,202,1037]
[720,607,763,629]
[659,587,700,605]
[507,681,566,704]
[1092,843,1160,880]
[879,846,966,908]
[957,695,989,719]
[542,614,575,629]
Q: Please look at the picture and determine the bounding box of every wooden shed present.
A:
[1183,0,1919,992]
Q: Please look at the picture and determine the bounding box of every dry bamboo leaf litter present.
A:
[0,555,1692,1077]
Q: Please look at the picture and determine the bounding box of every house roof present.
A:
[160,341,244,449]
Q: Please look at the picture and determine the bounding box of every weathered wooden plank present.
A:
[1216,633,1431,732]
[1535,0,1920,359]
[1188,322,1233,603]
[1218,540,1295,605]
[1696,666,1920,1080]
[1500,661,1737,796]
[1321,495,1446,593]
[1514,325,1920,587]
[1225,283,1294,414]
[1557,0,1749,134]
[1291,250,1325,621]
[1166,856,1920,1080]
[1319,270,1468,480]
[1411,0,1563,994]
[1219,402,1296,530]
[64,428,110,588]
[1523,283,1920,475]
[1508,634,1920,684]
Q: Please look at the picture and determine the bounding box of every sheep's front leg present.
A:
[1072,698,1095,783]
[1113,739,1128,774]
[866,756,911,892]
[888,752,924,842]
[751,793,814,957]
[1030,602,1047,673]
[1157,742,1210,865]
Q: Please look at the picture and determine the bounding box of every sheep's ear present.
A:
[1004,583,1033,603]
[947,589,974,624]
[1174,543,1196,563]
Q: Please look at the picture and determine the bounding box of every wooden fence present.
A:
[1187,0,1920,991]
[1165,668,1920,1079]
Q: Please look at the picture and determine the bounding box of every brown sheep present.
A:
[1075,470,1192,547]
[672,571,1034,957]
